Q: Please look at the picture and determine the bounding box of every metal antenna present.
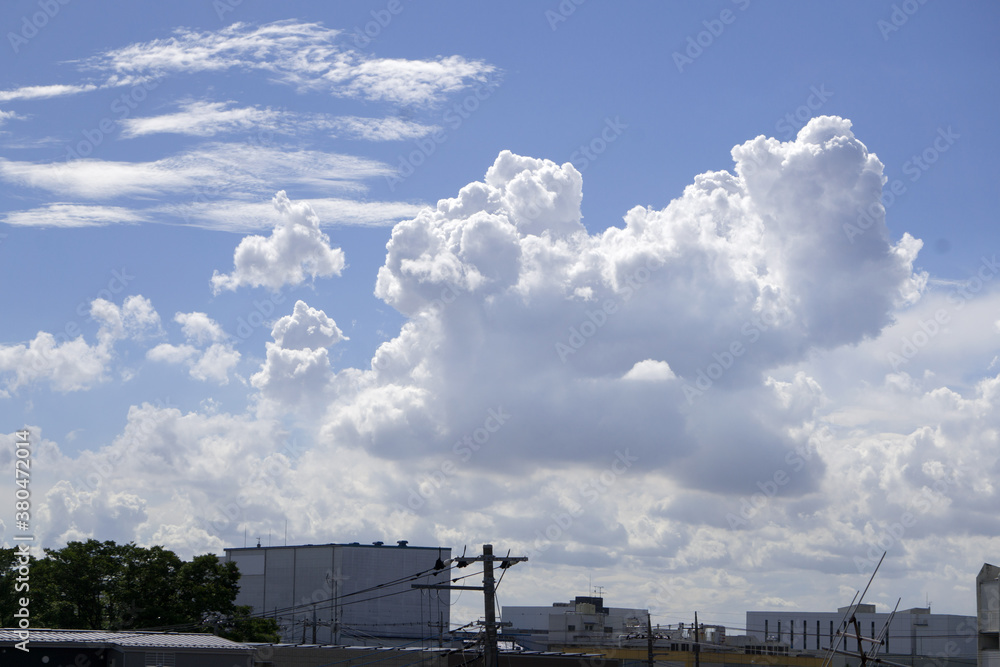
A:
[822,553,911,667]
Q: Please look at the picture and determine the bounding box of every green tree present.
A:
[176,553,240,621]
[33,539,119,629]
[0,547,29,626]
[107,543,185,629]
[23,539,259,635]
[214,605,281,643]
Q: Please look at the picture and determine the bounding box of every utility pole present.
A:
[694,612,700,667]
[483,545,499,667]
[312,605,317,644]
[647,613,654,667]
[413,544,527,667]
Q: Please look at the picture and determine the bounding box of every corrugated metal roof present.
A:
[0,628,252,650]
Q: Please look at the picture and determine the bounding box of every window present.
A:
[567,624,575,631]
[145,653,176,667]
[604,627,613,633]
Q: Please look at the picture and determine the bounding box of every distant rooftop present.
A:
[0,629,251,650]
[225,540,442,551]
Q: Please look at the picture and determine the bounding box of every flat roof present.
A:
[225,542,447,552]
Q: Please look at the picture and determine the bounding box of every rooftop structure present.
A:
[979,563,1000,667]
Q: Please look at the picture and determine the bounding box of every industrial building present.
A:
[224,540,451,645]
[980,563,1000,667]
[746,605,978,665]
[502,595,649,650]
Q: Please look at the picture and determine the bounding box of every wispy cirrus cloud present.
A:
[1,20,496,108]
[3,204,149,228]
[0,83,99,103]
[0,143,390,200]
[0,109,25,127]
[81,20,495,106]
[120,100,439,141]
[165,198,424,232]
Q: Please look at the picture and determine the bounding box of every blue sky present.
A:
[2,0,999,631]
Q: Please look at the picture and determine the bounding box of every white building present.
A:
[503,596,649,650]
[224,541,450,645]
[747,605,977,661]
[980,563,1000,667]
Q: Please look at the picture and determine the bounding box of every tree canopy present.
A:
[0,540,277,641]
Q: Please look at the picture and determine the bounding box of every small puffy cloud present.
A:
[91,295,162,344]
[188,344,241,384]
[0,334,112,396]
[211,191,346,293]
[251,301,346,414]
[271,300,346,350]
[623,359,677,382]
[146,312,239,385]
[0,295,160,396]
[175,312,228,345]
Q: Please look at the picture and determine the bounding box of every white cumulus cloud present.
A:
[147,312,239,385]
[211,191,346,293]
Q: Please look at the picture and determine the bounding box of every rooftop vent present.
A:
[397,540,409,547]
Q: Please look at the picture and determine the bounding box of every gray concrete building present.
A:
[747,605,978,665]
[224,541,451,645]
[502,596,649,650]
[980,563,1000,667]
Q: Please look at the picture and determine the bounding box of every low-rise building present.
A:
[0,628,254,667]
[503,595,648,650]
[747,605,978,666]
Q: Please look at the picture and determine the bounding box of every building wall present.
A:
[550,646,827,667]
[746,610,978,659]
[979,563,1000,667]
[225,542,450,644]
[503,600,648,650]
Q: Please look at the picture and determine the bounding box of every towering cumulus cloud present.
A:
[321,116,924,494]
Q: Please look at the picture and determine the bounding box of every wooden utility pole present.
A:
[413,544,527,667]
